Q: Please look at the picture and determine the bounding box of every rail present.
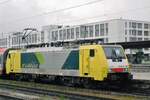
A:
[0,79,149,100]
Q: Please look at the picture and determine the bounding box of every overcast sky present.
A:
[0,0,150,33]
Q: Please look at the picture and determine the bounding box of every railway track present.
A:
[0,79,149,100]
[0,83,110,100]
[0,94,22,100]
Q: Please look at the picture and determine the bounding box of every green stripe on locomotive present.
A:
[62,50,79,70]
[21,50,79,70]
[35,52,45,64]
[21,53,45,68]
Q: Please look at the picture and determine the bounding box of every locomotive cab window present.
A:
[90,49,95,57]
[103,46,126,59]
[8,54,11,58]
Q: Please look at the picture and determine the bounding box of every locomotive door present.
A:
[81,49,90,76]
[10,53,15,72]
[89,49,95,77]
[10,52,21,73]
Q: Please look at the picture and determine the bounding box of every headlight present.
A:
[125,68,128,71]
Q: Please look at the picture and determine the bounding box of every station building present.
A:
[48,19,150,43]
[47,19,150,55]
[46,19,150,63]
[0,19,150,48]
[0,31,41,48]
[0,33,10,48]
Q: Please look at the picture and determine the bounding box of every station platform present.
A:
[131,64,150,80]
[131,72,150,80]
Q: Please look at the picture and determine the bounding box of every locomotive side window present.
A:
[8,54,11,58]
[90,49,95,57]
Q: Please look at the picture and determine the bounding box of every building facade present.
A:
[0,19,150,48]
[11,31,41,48]
[0,31,41,48]
[49,19,150,43]
[0,33,10,48]
[41,25,63,43]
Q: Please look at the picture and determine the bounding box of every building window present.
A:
[19,36,22,44]
[29,35,31,43]
[137,30,142,36]
[22,36,25,44]
[130,37,137,41]
[138,38,142,41]
[125,30,127,35]
[129,30,132,35]
[100,24,104,36]
[125,22,127,28]
[132,30,136,36]
[144,38,149,41]
[137,23,142,29]
[105,23,108,35]
[71,28,74,39]
[14,37,16,44]
[132,22,136,28]
[17,37,19,44]
[55,31,58,41]
[144,24,148,29]
[85,26,88,38]
[13,37,15,44]
[63,29,66,40]
[18,37,20,44]
[89,25,93,37]
[32,34,34,43]
[52,31,54,41]
[16,36,18,44]
[80,26,88,38]
[80,26,86,38]
[67,29,71,39]
[125,37,127,42]
[33,34,36,43]
[144,31,149,36]
[59,30,63,40]
[105,38,108,43]
[129,22,131,28]
[32,34,35,43]
[76,27,80,39]
[41,31,44,42]
[95,24,99,37]
[35,34,37,43]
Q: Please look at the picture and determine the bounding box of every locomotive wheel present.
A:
[83,78,95,89]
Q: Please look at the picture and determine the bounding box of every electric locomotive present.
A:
[1,45,132,84]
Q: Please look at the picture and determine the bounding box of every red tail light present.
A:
[112,68,124,72]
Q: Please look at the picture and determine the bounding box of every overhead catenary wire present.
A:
[41,4,150,23]
[1,0,150,26]
[10,4,150,27]
[1,4,150,34]
[1,0,150,34]
[3,0,104,23]
[0,0,12,5]
[53,5,150,25]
